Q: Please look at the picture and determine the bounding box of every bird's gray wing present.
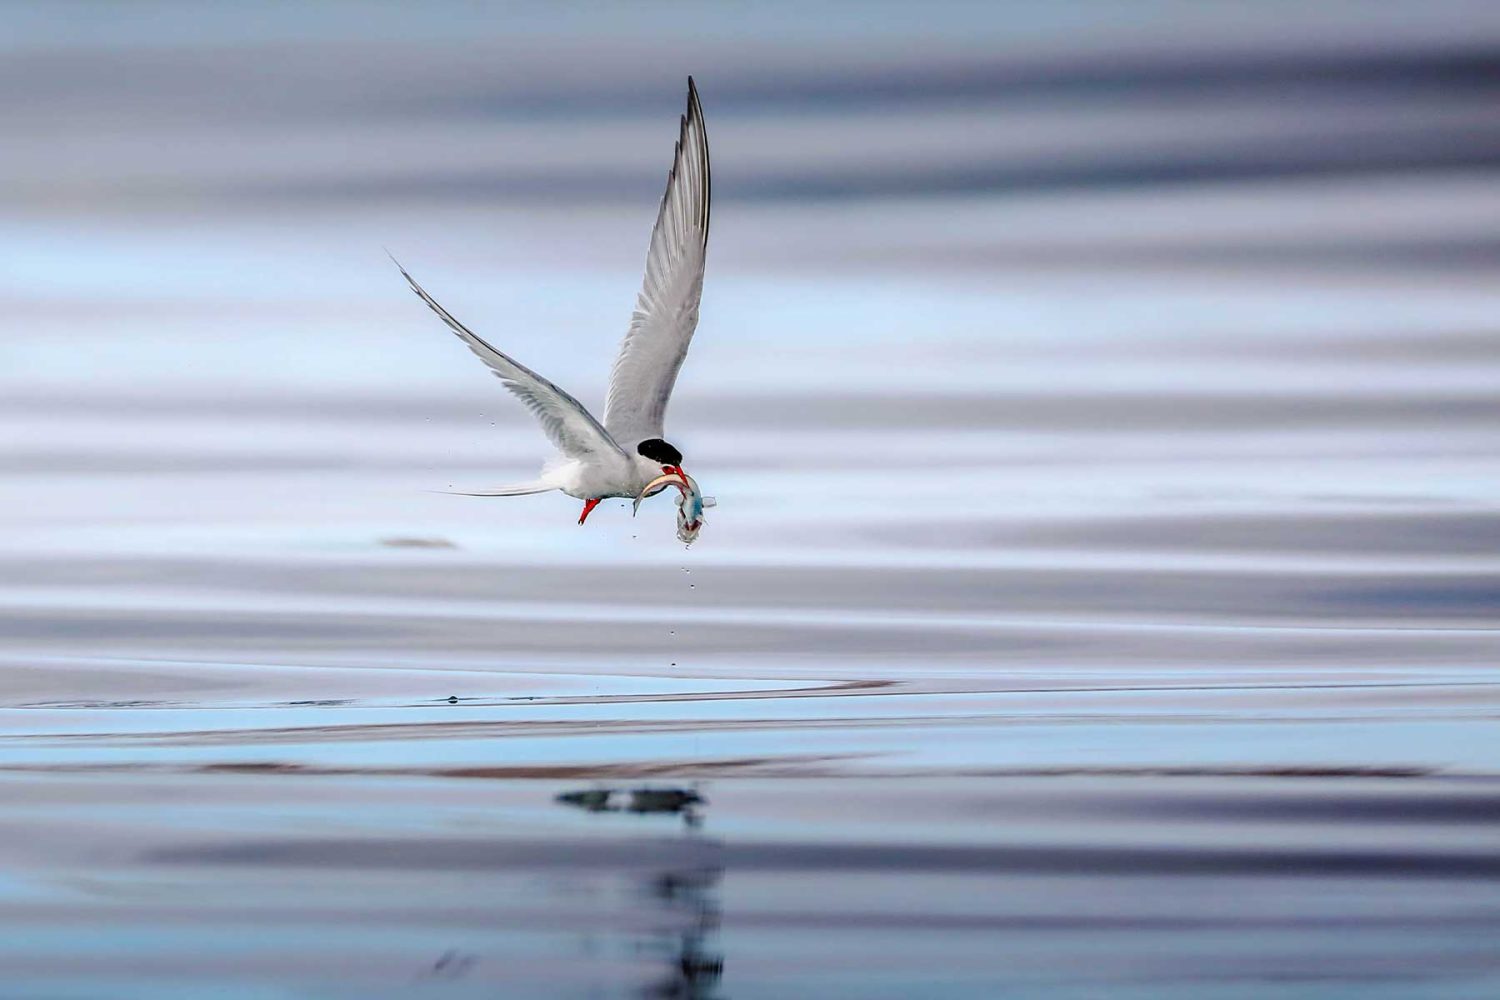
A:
[603,77,710,447]
[393,258,627,464]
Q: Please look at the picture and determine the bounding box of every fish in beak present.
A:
[633,469,715,544]
[633,470,690,516]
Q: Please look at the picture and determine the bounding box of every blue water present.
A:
[0,2,1498,997]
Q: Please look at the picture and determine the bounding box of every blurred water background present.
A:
[1,2,1499,997]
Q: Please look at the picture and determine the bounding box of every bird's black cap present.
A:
[636,438,683,466]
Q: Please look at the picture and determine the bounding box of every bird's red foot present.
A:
[578,498,602,525]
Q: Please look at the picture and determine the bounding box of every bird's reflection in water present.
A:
[556,786,724,998]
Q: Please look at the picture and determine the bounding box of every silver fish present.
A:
[635,471,715,544]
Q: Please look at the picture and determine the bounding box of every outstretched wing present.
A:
[393,258,627,464]
[603,77,710,447]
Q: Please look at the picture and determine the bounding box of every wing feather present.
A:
[603,77,710,447]
[393,258,626,464]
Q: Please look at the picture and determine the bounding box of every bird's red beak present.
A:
[663,464,686,480]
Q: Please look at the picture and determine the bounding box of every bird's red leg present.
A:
[578,498,602,525]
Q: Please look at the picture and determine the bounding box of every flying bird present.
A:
[393,78,712,534]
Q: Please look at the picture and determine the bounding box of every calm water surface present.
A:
[1,4,1498,997]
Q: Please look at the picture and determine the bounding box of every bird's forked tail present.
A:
[432,480,555,497]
